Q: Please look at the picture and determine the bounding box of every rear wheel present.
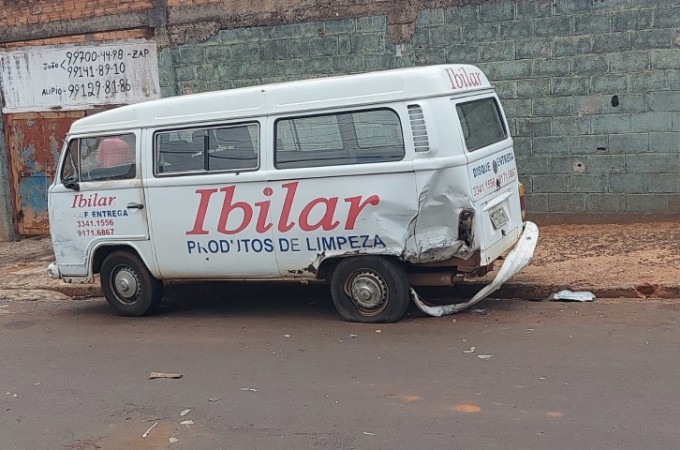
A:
[330,256,410,323]
[100,251,163,317]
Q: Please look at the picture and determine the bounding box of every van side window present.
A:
[62,134,136,183]
[456,98,507,151]
[155,123,259,175]
[275,109,404,169]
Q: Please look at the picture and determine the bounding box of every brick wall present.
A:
[0,0,152,26]
[0,29,153,49]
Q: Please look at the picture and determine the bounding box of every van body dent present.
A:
[48,64,537,322]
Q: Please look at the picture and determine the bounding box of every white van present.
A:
[47,64,537,322]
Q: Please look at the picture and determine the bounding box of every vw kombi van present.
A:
[48,64,537,322]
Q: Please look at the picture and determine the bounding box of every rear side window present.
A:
[61,134,137,183]
[275,109,404,169]
[155,123,259,175]
[456,98,507,151]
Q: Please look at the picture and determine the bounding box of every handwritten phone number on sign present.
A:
[65,49,126,64]
[65,62,127,78]
[67,79,132,99]
[57,48,149,66]
[42,49,150,73]
[42,79,133,99]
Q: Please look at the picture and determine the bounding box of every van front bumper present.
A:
[412,221,539,316]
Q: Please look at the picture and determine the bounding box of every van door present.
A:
[144,121,279,279]
[454,95,523,264]
[49,132,149,277]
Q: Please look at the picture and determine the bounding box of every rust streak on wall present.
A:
[1,0,504,46]
[164,0,497,44]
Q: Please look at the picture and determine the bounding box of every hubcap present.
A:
[113,266,139,303]
[348,271,388,314]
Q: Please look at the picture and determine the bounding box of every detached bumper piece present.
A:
[412,221,539,317]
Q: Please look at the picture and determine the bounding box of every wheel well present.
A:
[92,245,141,274]
[317,255,403,281]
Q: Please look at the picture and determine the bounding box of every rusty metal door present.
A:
[3,112,84,236]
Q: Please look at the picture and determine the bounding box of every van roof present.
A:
[70,64,492,134]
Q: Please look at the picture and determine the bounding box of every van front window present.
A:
[61,134,136,184]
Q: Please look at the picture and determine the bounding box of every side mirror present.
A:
[63,176,80,191]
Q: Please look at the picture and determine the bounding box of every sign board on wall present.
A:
[0,41,161,113]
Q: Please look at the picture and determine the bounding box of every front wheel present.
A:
[100,251,163,317]
[330,256,410,323]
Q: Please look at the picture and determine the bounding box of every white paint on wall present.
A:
[0,40,160,113]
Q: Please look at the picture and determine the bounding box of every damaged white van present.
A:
[48,64,537,322]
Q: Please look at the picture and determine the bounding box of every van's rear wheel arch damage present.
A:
[329,255,410,323]
[99,250,163,317]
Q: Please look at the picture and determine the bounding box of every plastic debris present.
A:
[142,421,158,438]
[349,334,358,339]
[549,290,595,302]
[240,387,258,392]
[477,354,493,360]
[363,432,376,436]
[169,437,179,444]
[463,347,476,354]
[180,420,194,425]
[149,372,183,379]
[180,409,191,417]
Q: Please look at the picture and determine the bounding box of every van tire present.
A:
[100,251,163,317]
[330,256,410,323]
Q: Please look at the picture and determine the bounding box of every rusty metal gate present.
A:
[3,112,84,236]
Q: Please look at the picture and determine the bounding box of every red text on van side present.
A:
[186,181,380,235]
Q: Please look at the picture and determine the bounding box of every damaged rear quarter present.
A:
[402,167,477,265]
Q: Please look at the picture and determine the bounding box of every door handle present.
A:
[126,202,144,210]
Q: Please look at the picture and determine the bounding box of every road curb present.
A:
[458,281,680,301]
[13,280,680,302]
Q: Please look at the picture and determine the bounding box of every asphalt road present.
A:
[1,290,679,450]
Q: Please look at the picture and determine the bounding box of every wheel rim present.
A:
[112,265,140,304]
[345,270,389,316]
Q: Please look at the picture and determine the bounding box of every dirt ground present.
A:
[0,222,678,300]
[511,222,680,293]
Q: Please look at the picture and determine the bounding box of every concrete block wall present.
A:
[165,0,680,221]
